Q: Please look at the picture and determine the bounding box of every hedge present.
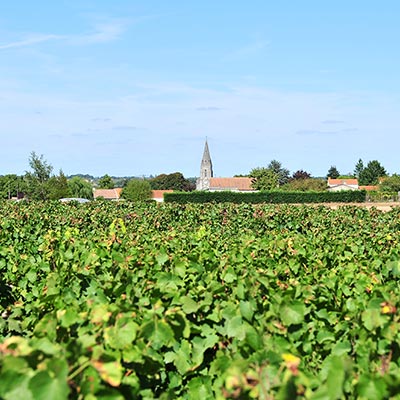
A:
[164,190,366,204]
[366,191,399,202]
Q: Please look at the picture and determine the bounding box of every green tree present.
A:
[47,170,70,200]
[150,172,194,191]
[291,170,311,180]
[354,159,364,178]
[68,176,94,199]
[0,174,26,199]
[267,160,290,185]
[98,174,114,189]
[282,178,327,192]
[24,152,53,200]
[249,167,279,190]
[379,174,400,192]
[327,166,340,179]
[122,179,152,201]
[359,160,387,185]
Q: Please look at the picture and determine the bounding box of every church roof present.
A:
[201,140,212,164]
[93,188,123,199]
[209,177,254,191]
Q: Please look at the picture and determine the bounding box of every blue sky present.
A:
[0,1,399,178]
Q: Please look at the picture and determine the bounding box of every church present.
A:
[196,140,254,192]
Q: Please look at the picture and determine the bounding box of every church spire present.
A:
[196,139,213,190]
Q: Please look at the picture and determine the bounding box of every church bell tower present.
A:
[196,140,213,190]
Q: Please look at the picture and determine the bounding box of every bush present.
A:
[164,190,366,204]
[366,191,399,202]
[121,179,152,201]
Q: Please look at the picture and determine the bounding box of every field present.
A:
[321,202,400,212]
[0,201,399,399]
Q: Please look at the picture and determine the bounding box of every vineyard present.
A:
[0,201,400,399]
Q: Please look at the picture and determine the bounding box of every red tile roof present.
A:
[359,185,379,191]
[328,178,358,186]
[151,190,173,199]
[209,177,254,191]
[93,188,123,199]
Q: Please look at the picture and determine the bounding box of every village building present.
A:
[151,190,173,202]
[93,188,123,200]
[327,178,359,191]
[93,187,172,202]
[196,141,254,191]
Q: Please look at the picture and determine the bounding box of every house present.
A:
[327,178,359,191]
[93,188,123,200]
[151,190,173,202]
[359,185,379,191]
[196,140,255,192]
[208,177,253,192]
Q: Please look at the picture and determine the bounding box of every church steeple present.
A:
[196,139,213,190]
[201,140,213,178]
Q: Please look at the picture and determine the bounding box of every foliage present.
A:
[326,165,340,179]
[291,170,311,180]
[98,174,114,189]
[150,172,194,191]
[249,160,290,190]
[24,152,53,200]
[366,191,399,202]
[68,176,94,200]
[0,202,400,399]
[249,168,278,190]
[354,158,364,178]
[267,160,290,185]
[165,190,365,203]
[379,174,400,193]
[28,151,53,182]
[0,175,26,199]
[47,171,70,200]
[359,160,387,185]
[282,178,327,192]
[121,179,152,201]
[23,153,71,200]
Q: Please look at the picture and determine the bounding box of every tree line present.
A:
[1,153,398,201]
[249,158,400,192]
[0,153,195,201]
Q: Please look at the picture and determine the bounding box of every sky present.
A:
[0,1,399,178]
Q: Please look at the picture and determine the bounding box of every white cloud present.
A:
[0,20,127,51]
[222,39,270,61]
[0,34,63,50]
[296,129,339,136]
[322,120,345,124]
[67,21,127,45]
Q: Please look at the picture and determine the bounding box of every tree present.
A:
[24,152,53,200]
[68,176,94,199]
[47,170,70,200]
[150,172,194,191]
[267,160,290,186]
[291,170,311,181]
[379,174,400,192]
[282,178,327,192]
[359,160,387,185]
[98,174,114,189]
[354,159,364,178]
[249,167,279,190]
[327,166,340,179]
[0,174,26,199]
[122,179,152,201]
